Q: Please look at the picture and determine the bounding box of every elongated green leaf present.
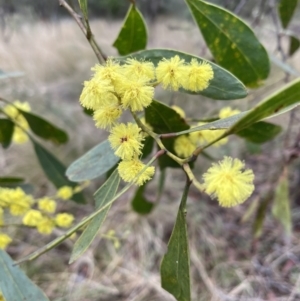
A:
[145,100,190,169]
[272,170,292,237]
[119,49,247,100]
[228,78,300,134]
[161,182,191,301]
[0,250,49,301]
[131,183,154,214]
[32,140,85,203]
[66,140,119,182]
[0,177,24,185]
[237,121,282,144]
[278,0,298,29]
[0,119,14,148]
[253,192,273,238]
[141,136,154,159]
[20,111,68,144]
[113,5,147,55]
[69,170,120,263]
[289,35,300,56]
[78,0,88,19]
[185,0,270,86]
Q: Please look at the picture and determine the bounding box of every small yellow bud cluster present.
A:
[3,101,31,144]
[0,185,76,249]
[174,106,241,158]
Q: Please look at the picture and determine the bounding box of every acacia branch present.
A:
[58,0,106,64]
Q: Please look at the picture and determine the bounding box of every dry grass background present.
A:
[1,12,300,301]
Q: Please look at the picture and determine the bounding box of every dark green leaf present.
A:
[289,35,300,56]
[83,107,93,117]
[131,183,154,214]
[78,0,88,19]
[141,136,154,159]
[32,140,85,203]
[0,250,49,301]
[253,192,272,238]
[278,0,298,28]
[0,177,24,185]
[228,78,300,134]
[20,110,68,144]
[161,181,191,301]
[0,119,14,148]
[66,140,119,182]
[119,49,247,100]
[272,170,292,237]
[145,100,189,169]
[185,0,270,86]
[236,121,282,144]
[113,5,147,55]
[69,169,120,263]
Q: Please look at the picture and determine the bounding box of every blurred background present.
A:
[1,0,300,300]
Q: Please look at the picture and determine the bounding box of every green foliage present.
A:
[0,250,49,301]
[113,5,147,55]
[20,110,68,144]
[0,119,14,148]
[32,140,85,203]
[0,177,24,186]
[289,35,300,56]
[161,181,191,301]
[145,100,189,169]
[272,170,292,237]
[119,49,247,100]
[278,0,298,29]
[66,140,119,182]
[69,169,120,263]
[131,183,154,214]
[236,121,282,144]
[228,78,300,134]
[78,0,88,20]
[185,0,270,87]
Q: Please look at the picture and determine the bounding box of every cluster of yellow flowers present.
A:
[79,56,214,185]
[174,106,241,158]
[0,185,75,250]
[3,101,31,144]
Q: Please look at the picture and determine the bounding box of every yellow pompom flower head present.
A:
[93,58,123,84]
[219,107,241,119]
[93,104,122,129]
[156,55,186,91]
[174,135,196,158]
[56,186,73,200]
[202,157,255,207]
[55,213,74,228]
[118,159,155,186]
[119,77,154,112]
[122,58,155,80]
[0,233,12,249]
[182,59,214,92]
[79,78,114,110]
[108,123,144,160]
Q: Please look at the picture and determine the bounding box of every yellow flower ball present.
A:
[174,135,196,158]
[22,210,43,227]
[0,233,12,250]
[122,59,155,80]
[108,123,144,160]
[37,217,55,235]
[118,159,155,186]
[8,188,33,216]
[56,186,73,200]
[55,213,74,228]
[119,77,154,112]
[92,58,123,84]
[79,78,114,110]
[38,197,57,214]
[219,107,241,119]
[182,59,214,92]
[156,55,187,91]
[93,104,122,129]
[202,156,255,207]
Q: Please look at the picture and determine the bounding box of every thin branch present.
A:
[58,0,106,64]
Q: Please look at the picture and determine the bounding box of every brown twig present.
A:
[58,0,106,64]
